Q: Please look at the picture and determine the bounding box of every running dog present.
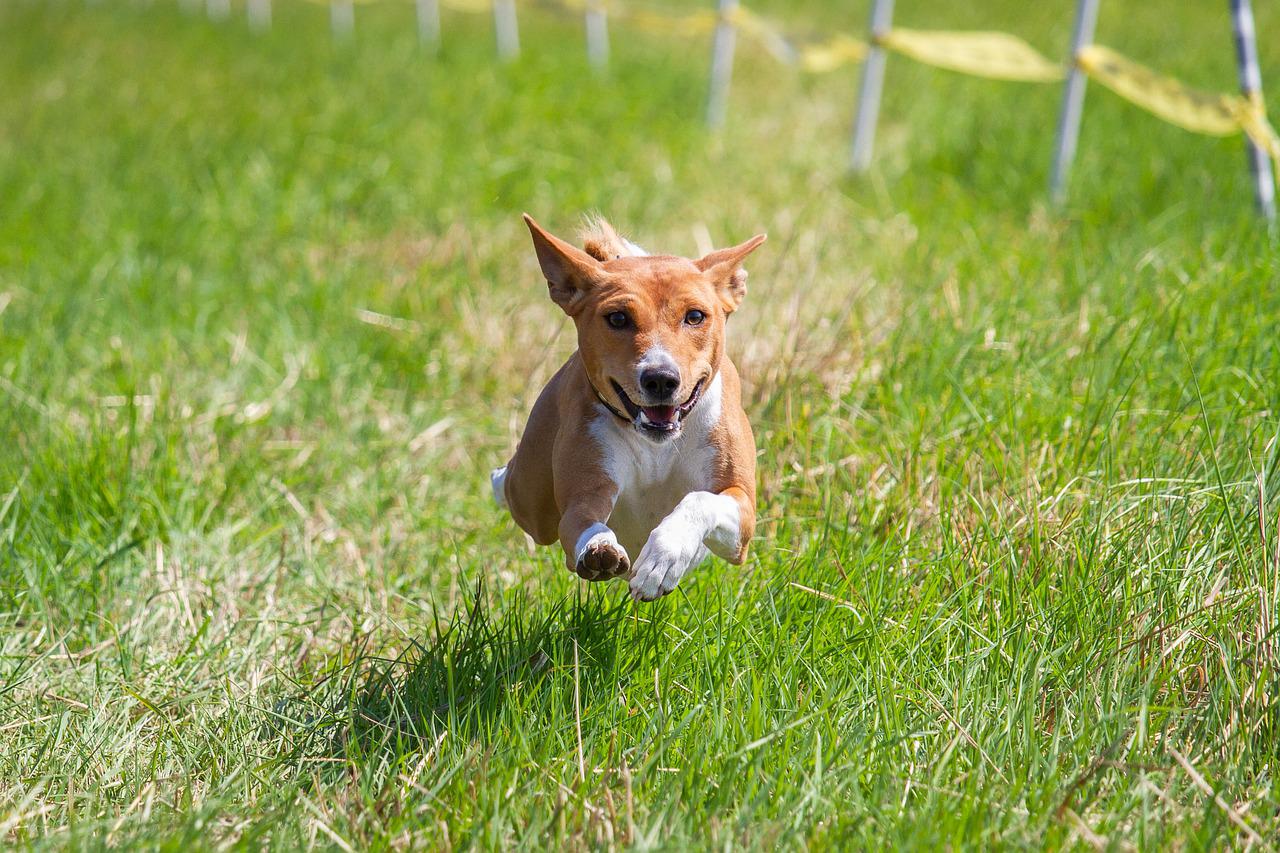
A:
[492,215,765,601]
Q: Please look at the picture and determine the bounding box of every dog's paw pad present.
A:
[575,540,630,581]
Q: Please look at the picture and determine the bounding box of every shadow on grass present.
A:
[270,579,638,768]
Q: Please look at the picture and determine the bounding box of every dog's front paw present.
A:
[574,529,631,581]
[629,530,706,602]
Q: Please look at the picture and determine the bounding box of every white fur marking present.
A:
[574,523,618,565]
[629,491,740,601]
[490,465,508,509]
[582,373,736,600]
[587,373,723,560]
[636,344,679,385]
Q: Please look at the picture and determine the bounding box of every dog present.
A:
[491,214,765,602]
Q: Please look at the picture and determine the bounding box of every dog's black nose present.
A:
[640,369,680,401]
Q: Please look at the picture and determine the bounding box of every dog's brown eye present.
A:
[606,312,629,329]
[684,309,706,326]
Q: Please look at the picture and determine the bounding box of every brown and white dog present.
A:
[491,215,765,601]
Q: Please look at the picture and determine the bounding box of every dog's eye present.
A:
[684,309,706,326]
[606,312,630,329]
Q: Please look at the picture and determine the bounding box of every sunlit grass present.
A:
[1,0,1277,847]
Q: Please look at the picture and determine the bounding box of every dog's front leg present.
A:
[629,486,754,601]
[559,489,631,582]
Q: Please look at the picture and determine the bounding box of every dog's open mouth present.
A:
[610,378,705,435]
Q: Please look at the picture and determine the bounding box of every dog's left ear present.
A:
[695,234,766,313]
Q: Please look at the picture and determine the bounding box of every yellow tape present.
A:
[1239,94,1280,163]
[439,0,492,12]
[730,7,797,63]
[626,7,717,36]
[879,29,1064,83]
[1077,45,1280,172]
[289,0,1280,170]
[297,0,383,7]
[796,34,868,73]
[1078,44,1241,135]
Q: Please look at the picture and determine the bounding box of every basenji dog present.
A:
[491,214,765,601]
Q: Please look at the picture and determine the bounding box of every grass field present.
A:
[3,0,1280,847]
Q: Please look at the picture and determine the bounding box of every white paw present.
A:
[573,526,630,581]
[629,529,707,602]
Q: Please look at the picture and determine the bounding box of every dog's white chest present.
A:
[590,376,722,556]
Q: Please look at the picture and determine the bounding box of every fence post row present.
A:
[247,0,270,32]
[1049,0,1101,204]
[1229,0,1277,222]
[417,0,441,51]
[706,0,739,128]
[848,0,894,172]
[181,0,1275,221]
[495,0,520,60]
[586,0,609,70]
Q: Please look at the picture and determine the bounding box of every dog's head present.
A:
[524,214,764,442]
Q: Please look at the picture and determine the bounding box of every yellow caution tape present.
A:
[297,0,383,7]
[730,7,796,64]
[1079,44,1280,167]
[1239,94,1280,163]
[291,0,1280,166]
[626,7,717,36]
[439,0,494,12]
[770,27,1062,82]
[878,29,1065,83]
[795,34,868,73]
[1078,44,1240,135]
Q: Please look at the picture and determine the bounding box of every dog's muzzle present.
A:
[610,378,706,438]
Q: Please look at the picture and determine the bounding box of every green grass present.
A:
[2,0,1279,847]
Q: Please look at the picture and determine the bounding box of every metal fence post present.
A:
[586,0,609,70]
[248,0,271,32]
[331,0,354,39]
[1049,0,1101,204]
[495,0,520,61]
[849,0,895,172]
[706,0,739,128]
[418,0,441,51]
[1229,0,1277,221]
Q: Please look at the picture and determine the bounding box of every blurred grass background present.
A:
[1,0,1278,847]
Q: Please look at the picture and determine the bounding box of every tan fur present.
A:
[578,214,637,262]
[498,215,764,599]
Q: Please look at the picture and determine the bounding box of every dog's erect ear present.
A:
[524,214,607,314]
[695,234,766,313]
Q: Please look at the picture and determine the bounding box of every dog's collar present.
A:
[587,377,633,424]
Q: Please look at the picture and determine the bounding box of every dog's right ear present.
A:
[524,214,607,314]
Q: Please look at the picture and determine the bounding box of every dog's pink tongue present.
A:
[643,405,677,424]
